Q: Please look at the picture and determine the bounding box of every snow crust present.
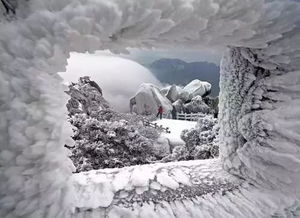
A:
[0,0,299,217]
[73,159,298,218]
[72,159,239,208]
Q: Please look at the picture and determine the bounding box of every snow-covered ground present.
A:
[72,158,241,214]
[153,119,197,146]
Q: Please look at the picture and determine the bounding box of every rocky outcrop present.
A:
[166,84,181,102]
[65,76,109,117]
[172,99,185,113]
[183,79,211,100]
[130,83,173,115]
[160,85,171,96]
[166,84,191,103]
[158,80,216,115]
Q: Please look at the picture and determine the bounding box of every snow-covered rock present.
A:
[172,99,185,113]
[130,83,172,115]
[183,79,212,100]
[162,84,190,103]
[166,85,180,102]
[165,84,187,103]
[160,86,171,96]
[65,76,109,117]
[159,82,214,114]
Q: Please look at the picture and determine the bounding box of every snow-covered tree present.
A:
[69,114,158,171]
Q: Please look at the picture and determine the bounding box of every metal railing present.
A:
[142,120,171,134]
[176,112,205,121]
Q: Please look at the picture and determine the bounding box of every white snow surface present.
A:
[0,0,300,217]
[154,119,197,146]
[72,159,239,208]
[72,158,298,218]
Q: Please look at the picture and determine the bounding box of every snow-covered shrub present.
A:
[184,96,211,114]
[191,145,211,159]
[181,129,201,152]
[209,144,219,158]
[161,145,189,162]
[179,114,219,160]
[196,115,217,131]
[138,126,160,141]
[152,137,171,158]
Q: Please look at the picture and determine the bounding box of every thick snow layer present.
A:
[154,119,197,146]
[72,159,240,209]
[130,83,173,115]
[73,158,299,218]
[0,0,300,217]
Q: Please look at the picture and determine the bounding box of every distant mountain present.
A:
[146,58,220,96]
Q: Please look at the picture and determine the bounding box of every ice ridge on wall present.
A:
[219,47,300,196]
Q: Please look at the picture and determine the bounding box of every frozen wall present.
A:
[219,46,300,201]
[0,0,299,217]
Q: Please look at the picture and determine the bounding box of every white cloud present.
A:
[59,52,161,112]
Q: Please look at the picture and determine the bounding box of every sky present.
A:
[60,49,222,112]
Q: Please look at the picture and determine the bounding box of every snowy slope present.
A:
[153,119,197,146]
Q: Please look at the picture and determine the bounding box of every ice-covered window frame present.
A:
[0,1,299,217]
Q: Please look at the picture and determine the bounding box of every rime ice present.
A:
[0,0,299,217]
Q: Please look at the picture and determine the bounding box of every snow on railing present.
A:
[176,113,205,121]
[142,119,171,133]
